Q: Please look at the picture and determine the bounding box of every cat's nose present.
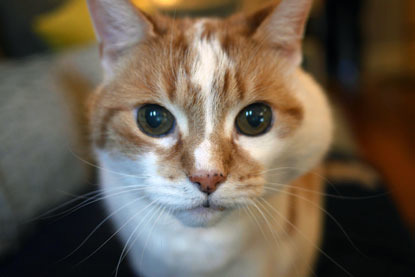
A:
[189,171,227,195]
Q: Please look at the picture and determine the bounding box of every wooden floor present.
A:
[333,78,415,230]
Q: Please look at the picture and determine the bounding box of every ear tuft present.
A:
[87,0,154,79]
[252,0,313,68]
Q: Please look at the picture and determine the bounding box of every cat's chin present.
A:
[173,206,228,228]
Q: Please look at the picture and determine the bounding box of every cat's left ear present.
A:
[251,0,313,69]
[87,0,156,79]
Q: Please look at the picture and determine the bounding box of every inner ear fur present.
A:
[230,0,313,67]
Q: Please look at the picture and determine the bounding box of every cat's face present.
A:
[87,0,332,227]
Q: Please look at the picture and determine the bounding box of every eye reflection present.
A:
[136,104,175,137]
[236,103,273,136]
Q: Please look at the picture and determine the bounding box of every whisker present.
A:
[263,166,341,193]
[25,186,143,222]
[263,186,368,258]
[243,202,268,241]
[264,183,389,200]
[76,199,158,265]
[58,196,143,262]
[139,205,166,267]
[28,189,105,222]
[261,166,302,174]
[248,199,279,248]
[260,197,354,277]
[45,186,152,221]
[67,147,151,179]
[255,198,317,277]
[114,204,162,277]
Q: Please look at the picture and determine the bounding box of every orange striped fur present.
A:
[86,0,332,276]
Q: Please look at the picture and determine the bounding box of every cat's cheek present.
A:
[235,132,287,167]
[144,180,204,207]
[234,133,306,187]
[211,180,264,206]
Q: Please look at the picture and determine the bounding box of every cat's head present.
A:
[87,0,332,227]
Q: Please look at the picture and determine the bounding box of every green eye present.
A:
[136,104,175,137]
[235,103,273,136]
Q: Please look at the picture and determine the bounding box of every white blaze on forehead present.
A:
[191,20,233,139]
[193,139,214,170]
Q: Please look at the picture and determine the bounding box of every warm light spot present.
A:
[34,0,95,49]
[150,0,234,10]
[151,0,180,8]
[131,0,156,13]
[34,0,157,50]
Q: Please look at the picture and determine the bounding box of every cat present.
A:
[86,0,332,276]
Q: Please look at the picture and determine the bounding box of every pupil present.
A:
[146,108,163,128]
[246,107,264,128]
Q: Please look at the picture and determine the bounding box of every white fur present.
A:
[191,21,233,139]
[189,21,235,174]
[193,139,214,170]
[191,21,216,137]
[98,150,269,277]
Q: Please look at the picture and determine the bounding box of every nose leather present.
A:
[189,171,226,195]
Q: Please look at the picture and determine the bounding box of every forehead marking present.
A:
[193,139,214,170]
[190,20,233,138]
[189,21,234,171]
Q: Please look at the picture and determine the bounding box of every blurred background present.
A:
[0,0,413,268]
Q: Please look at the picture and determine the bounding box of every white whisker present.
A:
[115,204,162,277]
[264,183,388,200]
[260,197,354,277]
[45,186,151,221]
[67,147,151,179]
[255,198,316,277]
[243,202,268,241]
[263,186,367,257]
[139,205,166,267]
[59,196,143,262]
[249,199,279,248]
[77,199,158,265]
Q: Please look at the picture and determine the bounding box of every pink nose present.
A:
[189,171,227,195]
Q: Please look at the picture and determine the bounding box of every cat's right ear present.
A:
[245,0,313,70]
[87,0,155,79]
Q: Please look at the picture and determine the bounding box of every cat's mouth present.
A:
[191,200,226,212]
[203,199,225,209]
[168,199,226,225]
[174,201,227,227]
[172,199,226,213]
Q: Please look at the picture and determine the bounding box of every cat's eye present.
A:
[235,103,273,136]
[136,104,175,137]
